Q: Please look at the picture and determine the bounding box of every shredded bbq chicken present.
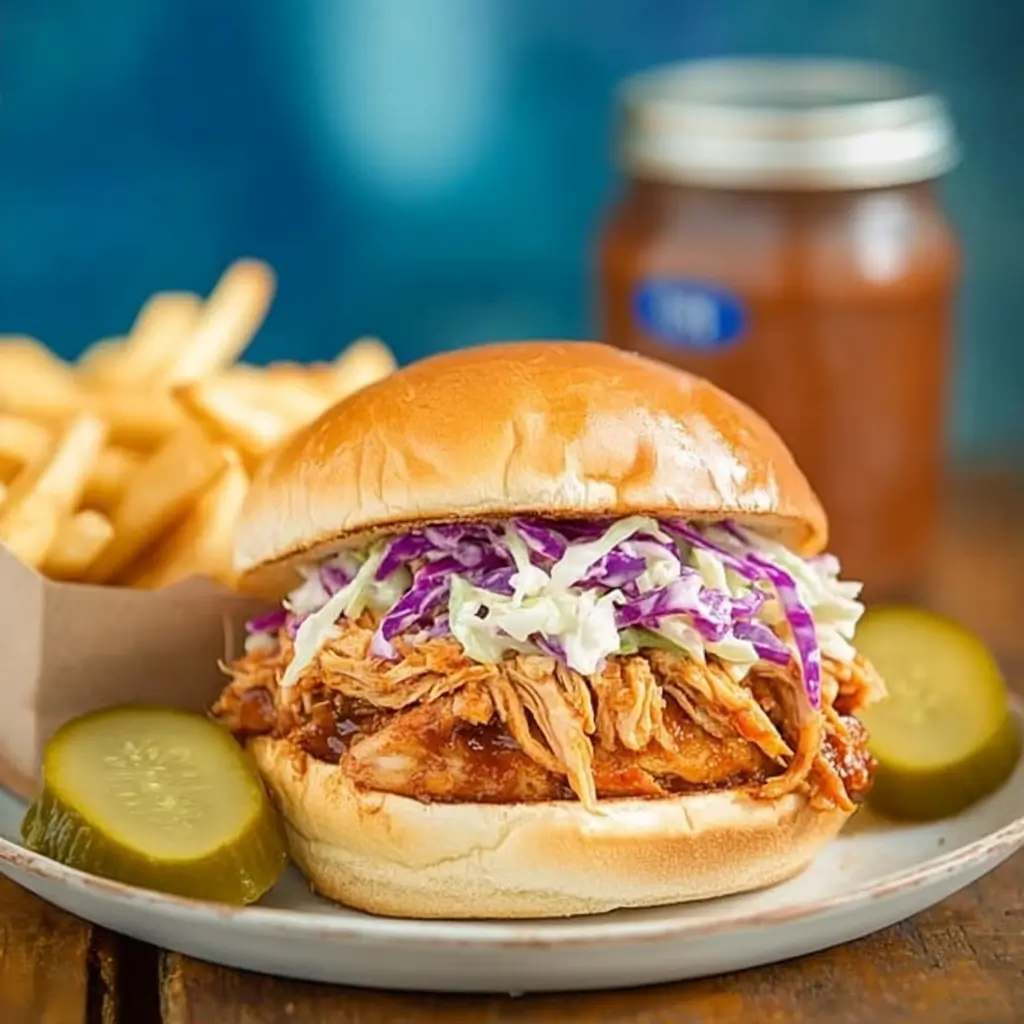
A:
[214,615,881,811]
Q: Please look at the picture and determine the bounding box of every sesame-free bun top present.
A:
[235,341,826,592]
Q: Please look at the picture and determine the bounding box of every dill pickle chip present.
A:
[857,607,1021,822]
[22,707,287,903]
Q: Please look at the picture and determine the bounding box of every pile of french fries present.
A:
[0,259,396,589]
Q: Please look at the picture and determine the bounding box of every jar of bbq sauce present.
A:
[598,59,960,597]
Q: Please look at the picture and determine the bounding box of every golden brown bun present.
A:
[250,736,851,920]
[235,341,826,593]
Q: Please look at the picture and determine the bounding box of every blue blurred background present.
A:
[3,0,1021,458]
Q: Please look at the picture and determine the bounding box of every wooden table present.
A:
[4,470,1024,1024]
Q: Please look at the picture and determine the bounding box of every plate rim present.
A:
[2,703,1023,950]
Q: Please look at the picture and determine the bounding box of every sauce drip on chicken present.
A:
[214,612,881,810]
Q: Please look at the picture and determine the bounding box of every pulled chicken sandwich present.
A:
[213,340,886,919]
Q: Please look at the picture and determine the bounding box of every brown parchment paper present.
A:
[0,543,267,798]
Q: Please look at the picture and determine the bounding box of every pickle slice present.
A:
[22,707,286,903]
[857,606,1021,821]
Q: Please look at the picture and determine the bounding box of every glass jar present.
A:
[597,59,960,597]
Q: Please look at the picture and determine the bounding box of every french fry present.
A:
[173,379,296,464]
[1,413,108,517]
[0,386,184,450]
[0,257,399,585]
[0,415,51,479]
[164,260,276,384]
[112,292,203,387]
[83,390,186,450]
[220,373,329,423]
[0,342,81,422]
[83,424,229,583]
[41,510,114,580]
[218,363,340,423]
[0,500,63,568]
[324,336,397,400]
[0,424,140,513]
[81,446,141,511]
[0,336,78,386]
[0,414,109,568]
[0,387,78,426]
[0,335,51,362]
[123,449,248,589]
[76,338,125,385]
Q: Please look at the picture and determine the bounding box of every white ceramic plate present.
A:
[2,704,1024,995]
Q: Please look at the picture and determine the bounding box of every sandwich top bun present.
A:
[250,736,851,919]
[235,341,827,593]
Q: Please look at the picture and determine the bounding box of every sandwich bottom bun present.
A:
[249,736,852,920]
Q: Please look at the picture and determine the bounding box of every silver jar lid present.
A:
[618,58,959,189]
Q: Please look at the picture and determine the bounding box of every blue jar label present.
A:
[633,279,747,351]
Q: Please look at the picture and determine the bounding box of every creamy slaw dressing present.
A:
[248,518,864,707]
